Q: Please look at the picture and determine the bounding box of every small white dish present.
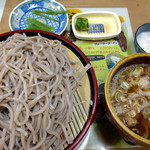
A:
[72,11,121,40]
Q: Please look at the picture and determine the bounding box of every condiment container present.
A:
[72,11,121,40]
[134,23,150,53]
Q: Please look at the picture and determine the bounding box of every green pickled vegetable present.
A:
[32,10,59,22]
[32,9,69,15]
[75,17,89,31]
[26,22,54,33]
[45,10,70,15]
[26,17,54,32]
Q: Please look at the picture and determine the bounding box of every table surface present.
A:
[0,0,150,35]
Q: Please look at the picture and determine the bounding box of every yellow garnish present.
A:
[118,16,124,23]
[66,9,82,23]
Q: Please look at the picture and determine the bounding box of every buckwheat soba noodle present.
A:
[110,64,150,139]
[0,33,91,150]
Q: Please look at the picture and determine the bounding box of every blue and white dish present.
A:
[9,0,68,35]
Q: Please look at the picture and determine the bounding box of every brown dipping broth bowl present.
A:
[104,53,150,146]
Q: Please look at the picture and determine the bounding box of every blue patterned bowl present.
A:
[9,0,68,35]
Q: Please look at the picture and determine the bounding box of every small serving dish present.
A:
[134,23,150,53]
[72,11,121,40]
[9,0,68,35]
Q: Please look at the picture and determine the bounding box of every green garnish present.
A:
[26,17,54,33]
[25,9,69,33]
[32,9,69,15]
[75,17,89,31]
[32,10,59,22]
[26,22,54,33]
[45,10,70,15]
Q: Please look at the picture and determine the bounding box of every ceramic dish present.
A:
[9,0,68,35]
[0,30,98,149]
[134,23,150,53]
[72,11,121,40]
[104,53,150,146]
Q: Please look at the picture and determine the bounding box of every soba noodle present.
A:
[0,33,91,150]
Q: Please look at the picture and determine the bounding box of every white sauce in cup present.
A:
[137,31,150,53]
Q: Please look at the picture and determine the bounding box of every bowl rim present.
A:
[135,22,150,37]
[0,29,98,149]
[105,53,150,145]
